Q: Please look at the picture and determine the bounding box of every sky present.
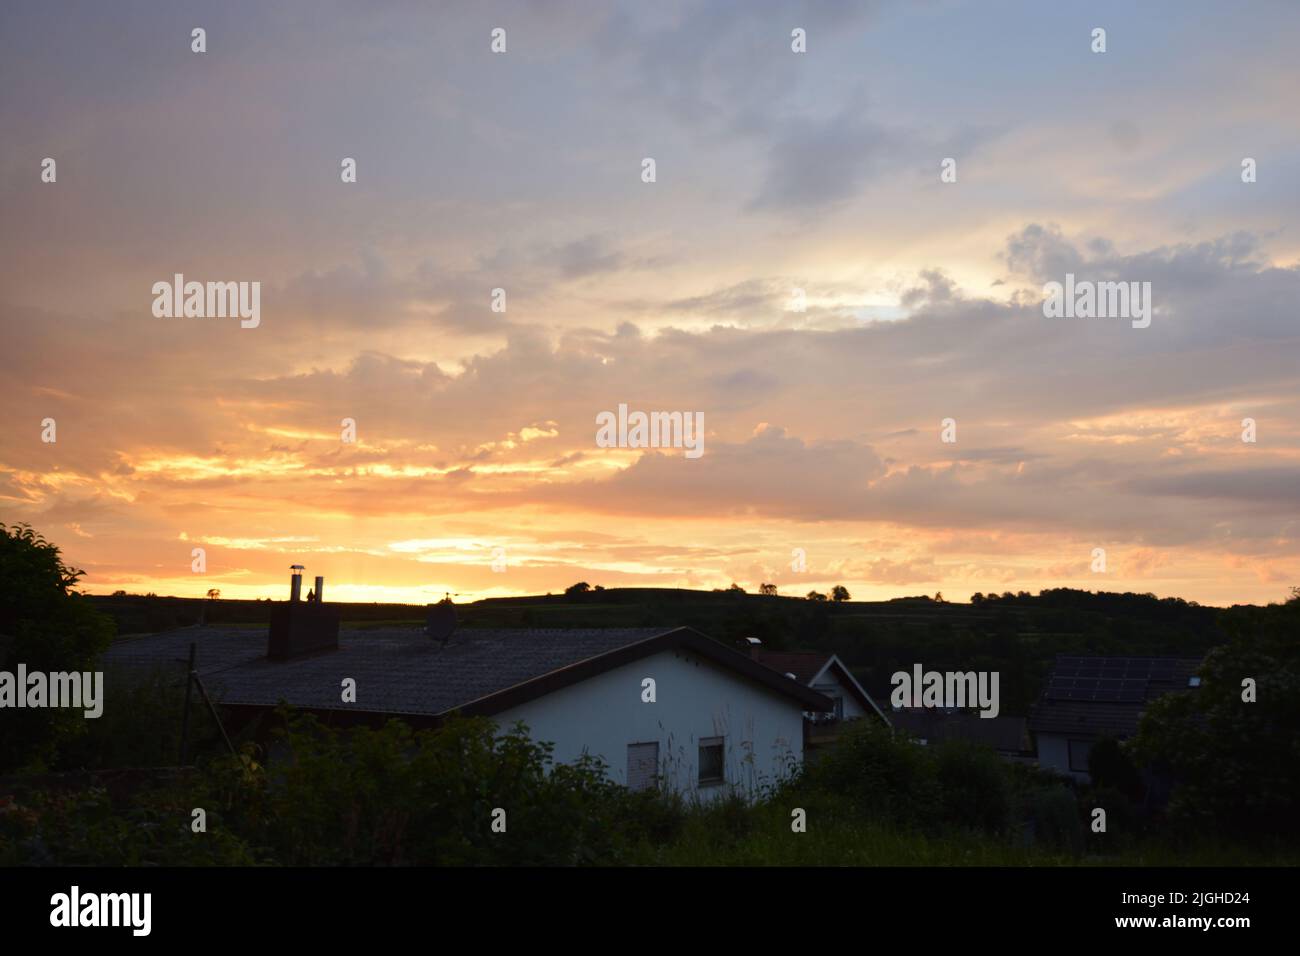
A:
[1,0,1298,607]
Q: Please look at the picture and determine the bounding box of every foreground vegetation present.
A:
[3,713,1295,866]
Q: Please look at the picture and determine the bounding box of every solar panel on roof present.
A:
[1045,656,1201,702]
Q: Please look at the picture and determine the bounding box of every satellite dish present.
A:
[425,601,457,645]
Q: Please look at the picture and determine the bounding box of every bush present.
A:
[1087,737,1142,801]
[1129,592,1300,843]
[1022,785,1085,856]
[934,740,1011,835]
[0,524,115,772]
[1081,784,1141,853]
[0,779,259,866]
[803,721,940,828]
[208,712,684,866]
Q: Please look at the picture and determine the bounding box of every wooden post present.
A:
[193,672,237,758]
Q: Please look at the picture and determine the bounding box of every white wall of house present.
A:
[491,647,806,803]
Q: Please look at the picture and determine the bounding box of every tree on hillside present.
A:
[759,583,778,596]
[806,591,828,602]
[0,524,115,772]
[830,585,851,603]
[1130,588,1300,841]
[564,582,591,597]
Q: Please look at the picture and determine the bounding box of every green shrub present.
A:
[1081,784,1141,853]
[1087,737,1142,801]
[0,524,115,772]
[934,739,1011,835]
[803,721,940,827]
[0,780,259,866]
[205,713,685,866]
[1023,785,1085,856]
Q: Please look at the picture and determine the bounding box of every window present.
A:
[1068,739,1093,773]
[812,684,845,722]
[626,742,659,792]
[698,736,725,787]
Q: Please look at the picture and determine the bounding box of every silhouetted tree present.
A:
[0,524,114,771]
[1130,588,1300,841]
[831,585,851,602]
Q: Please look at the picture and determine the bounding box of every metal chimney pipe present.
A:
[314,576,325,603]
[289,565,304,602]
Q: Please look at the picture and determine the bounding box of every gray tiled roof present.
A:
[103,626,672,717]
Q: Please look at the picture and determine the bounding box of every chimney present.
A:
[314,576,325,602]
[268,565,340,660]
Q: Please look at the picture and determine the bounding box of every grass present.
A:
[650,816,1069,866]
[641,803,1297,866]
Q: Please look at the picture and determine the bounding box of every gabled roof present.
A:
[752,650,890,725]
[1029,655,1202,739]
[103,625,833,719]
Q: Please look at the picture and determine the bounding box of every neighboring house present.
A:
[103,623,832,802]
[1029,655,1202,783]
[748,646,890,727]
[887,708,1032,762]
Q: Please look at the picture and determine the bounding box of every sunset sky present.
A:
[2,0,1298,607]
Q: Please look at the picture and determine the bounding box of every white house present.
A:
[103,623,832,803]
